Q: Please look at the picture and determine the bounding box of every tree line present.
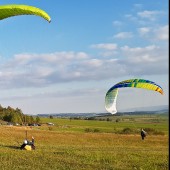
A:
[0,104,41,125]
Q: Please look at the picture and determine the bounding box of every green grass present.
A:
[41,114,168,134]
[0,114,168,170]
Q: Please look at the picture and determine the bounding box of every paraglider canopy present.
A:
[105,79,163,114]
[0,4,51,22]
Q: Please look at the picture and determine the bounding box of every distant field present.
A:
[0,114,168,170]
[40,114,168,134]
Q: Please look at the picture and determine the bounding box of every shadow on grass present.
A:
[1,145,21,150]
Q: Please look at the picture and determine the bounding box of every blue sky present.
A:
[0,0,168,115]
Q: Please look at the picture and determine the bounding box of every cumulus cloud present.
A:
[120,45,168,75]
[90,43,118,50]
[154,25,169,41]
[125,14,138,22]
[121,45,163,62]
[138,27,151,36]
[0,52,90,88]
[0,42,168,90]
[138,25,169,41]
[0,7,168,90]
[90,43,118,57]
[113,32,133,39]
[137,10,164,21]
[112,20,123,26]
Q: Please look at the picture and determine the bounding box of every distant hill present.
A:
[38,112,99,118]
[121,105,168,112]
[37,105,168,118]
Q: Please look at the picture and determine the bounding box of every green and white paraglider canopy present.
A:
[105,78,163,114]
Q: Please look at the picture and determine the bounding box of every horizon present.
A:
[35,104,168,115]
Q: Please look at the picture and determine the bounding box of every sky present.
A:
[0,0,169,115]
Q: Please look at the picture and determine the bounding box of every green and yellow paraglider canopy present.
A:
[105,79,164,114]
[0,4,51,22]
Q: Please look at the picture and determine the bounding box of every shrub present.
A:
[106,118,111,121]
[93,128,100,133]
[84,128,100,133]
[144,128,165,135]
[84,128,92,132]
[115,118,121,122]
[120,128,134,134]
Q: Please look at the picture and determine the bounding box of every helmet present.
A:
[24,140,27,144]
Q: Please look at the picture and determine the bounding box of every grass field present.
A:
[0,114,168,170]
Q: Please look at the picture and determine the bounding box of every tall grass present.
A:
[0,114,168,170]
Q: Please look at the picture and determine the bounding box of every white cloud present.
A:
[120,45,168,75]
[99,51,118,57]
[138,27,151,35]
[112,20,122,26]
[0,42,168,90]
[137,10,164,20]
[138,25,169,41]
[0,52,90,88]
[113,32,133,39]
[121,45,160,60]
[90,43,117,50]
[83,59,103,67]
[154,25,169,40]
[125,14,138,21]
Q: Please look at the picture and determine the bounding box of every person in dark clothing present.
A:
[30,136,35,150]
[141,128,147,140]
[20,136,35,150]
[20,139,28,150]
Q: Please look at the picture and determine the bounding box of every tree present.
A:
[11,114,18,123]
[49,115,53,119]
[35,116,41,124]
[30,116,34,124]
